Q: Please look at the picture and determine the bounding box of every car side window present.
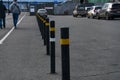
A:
[102,4,108,9]
[112,4,120,8]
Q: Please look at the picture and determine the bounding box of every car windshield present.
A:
[112,4,120,9]
[38,9,47,13]
[40,10,46,12]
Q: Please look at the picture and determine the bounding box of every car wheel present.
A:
[80,15,83,17]
[87,15,90,18]
[105,13,110,20]
[111,17,114,20]
[91,14,94,19]
[96,14,100,20]
[73,14,77,17]
[73,14,75,17]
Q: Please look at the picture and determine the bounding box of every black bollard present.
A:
[43,20,46,45]
[40,18,44,39]
[60,27,70,80]
[45,18,50,55]
[37,14,43,37]
[50,21,56,74]
[40,16,43,39]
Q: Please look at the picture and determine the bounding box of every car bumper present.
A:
[109,13,120,18]
[78,12,87,16]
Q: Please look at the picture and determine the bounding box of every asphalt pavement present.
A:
[0,12,120,80]
[0,12,61,80]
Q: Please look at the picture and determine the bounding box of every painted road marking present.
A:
[0,13,26,44]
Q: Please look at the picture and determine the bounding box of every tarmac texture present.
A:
[0,12,120,80]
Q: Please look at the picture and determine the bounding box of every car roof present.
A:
[104,2,120,5]
[92,5,102,7]
[103,2,120,8]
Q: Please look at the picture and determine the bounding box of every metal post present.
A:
[50,21,56,74]
[43,20,46,45]
[45,18,50,55]
[60,27,70,80]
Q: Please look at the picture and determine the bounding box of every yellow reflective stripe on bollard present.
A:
[50,28,55,31]
[60,39,69,45]
[42,18,44,22]
[37,15,42,20]
[43,20,46,23]
[46,23,49,26]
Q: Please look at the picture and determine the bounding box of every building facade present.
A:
[88,0,120,3]
[88,0,109,3]
[72,0,120,3]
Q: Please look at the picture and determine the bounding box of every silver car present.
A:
[96,2,120,20]
[37,9,47,18]
[87,6,102,18]
[73,3,94,17]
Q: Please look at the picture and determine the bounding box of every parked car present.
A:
[96,2,120,20]
[87,6,102,18]
[73,3,94,17]
[37,9,47,18]
[29,6,35,15]
[86,7,91,12]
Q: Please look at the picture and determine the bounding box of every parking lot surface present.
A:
[0,12,120,80]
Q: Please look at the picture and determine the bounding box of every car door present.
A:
[100,4,108,17]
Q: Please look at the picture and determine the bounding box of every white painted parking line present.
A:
[0,13,26,45]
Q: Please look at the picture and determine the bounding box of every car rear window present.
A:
[112,4,120,8]
[77,6,85,10]
[40,10,46,12]
[39,9,47,12]
[87,7,91,11]
[95,7,101,10]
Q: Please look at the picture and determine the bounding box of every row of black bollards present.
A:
[36,14,50,55]
[36,13,70,80]
[45,18,50,55]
